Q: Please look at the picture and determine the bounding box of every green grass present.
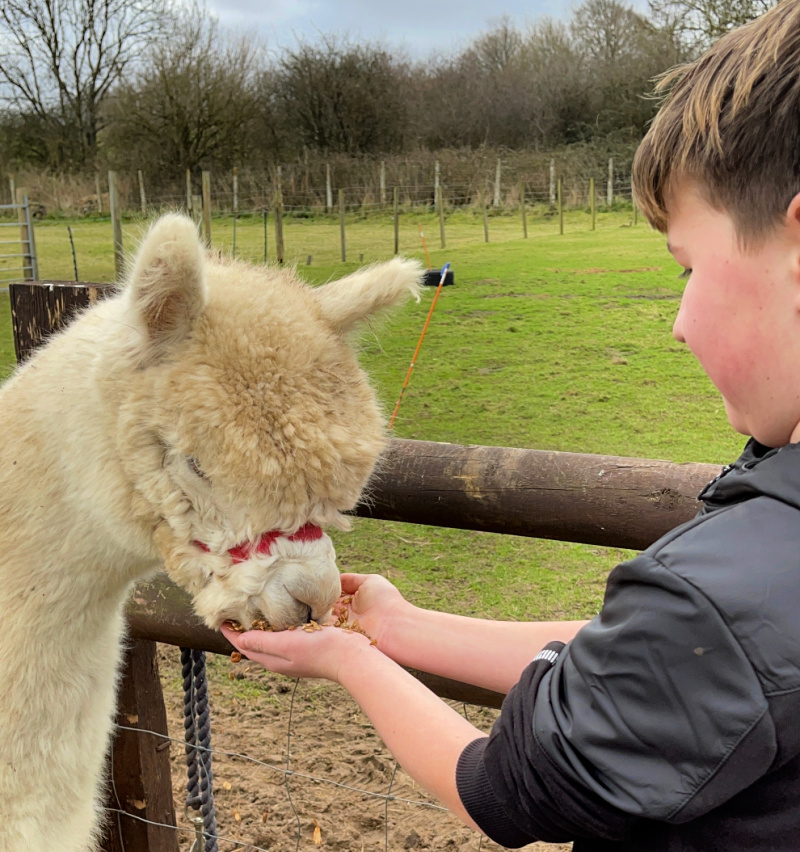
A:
[1,209,743,622]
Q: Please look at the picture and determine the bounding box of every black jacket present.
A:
[456,439,800,850]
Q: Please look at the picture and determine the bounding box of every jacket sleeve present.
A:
[456,553,778,846]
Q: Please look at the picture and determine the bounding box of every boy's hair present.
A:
[632,0,800,243]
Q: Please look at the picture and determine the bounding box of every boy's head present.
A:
[633,0,800,244]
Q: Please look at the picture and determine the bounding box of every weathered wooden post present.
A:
[550,158,556,206]
[558,177,564,236]
[8,173,15,205]
[607,157,614,206]
[482,189,489,243]
[201,170,212,247]
[339,188,346,262]
[326,164,333,213]
[138,169,147,216]
[520,182,528,239]
[95,172,103,214]
[393,186,399,255]
[380,161,387,207]
[108,171,124,280]
[437,185,446,249]
[493,158,502,207]
[590,177,596,231]
[8,280,179,852]
[185,169,192,214]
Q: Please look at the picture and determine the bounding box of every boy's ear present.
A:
[313,257,423,336]
[128,214,207,365]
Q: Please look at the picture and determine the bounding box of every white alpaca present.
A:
[0,214,421,851]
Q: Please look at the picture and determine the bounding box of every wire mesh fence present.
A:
[104,644,523,852]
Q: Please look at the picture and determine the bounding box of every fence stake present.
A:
[393,186,399,255]
[339,188,346,262]
[8,173,15,206]
[607,158,614,206]
[108,171,124,280]
[482,190,489,243]
[274,196,284,265]
[138,169,147,216]
[201,170,211,247]
[232,166,238,258]
[590,177,596,231]
[493,158,502,207]
[549,158,556,206]
[558,177,563,236]
[380,161,386,207]
[67,226,79,281]
[437,185,446,249]
[326,164,332,213]
[520,182,528,239]
[185,169,192,213]
[95,172,103,214]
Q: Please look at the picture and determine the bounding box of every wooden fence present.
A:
[9,280,720,851]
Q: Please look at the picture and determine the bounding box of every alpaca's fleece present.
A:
[0,213,422,851]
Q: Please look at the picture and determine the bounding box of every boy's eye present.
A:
[678,268,692,280]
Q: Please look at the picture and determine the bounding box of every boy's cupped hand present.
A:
[221,618,372,682]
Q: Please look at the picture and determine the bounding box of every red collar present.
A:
[194,523,323,564]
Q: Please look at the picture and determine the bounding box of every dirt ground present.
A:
[156,645,573,852]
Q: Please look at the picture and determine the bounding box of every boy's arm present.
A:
[379,606,588,694]
[341,575,588,694]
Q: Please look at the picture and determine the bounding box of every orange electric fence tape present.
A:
[388,262,451,431]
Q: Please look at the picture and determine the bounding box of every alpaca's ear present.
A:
[128,213,206,365]
[313,257,423,336]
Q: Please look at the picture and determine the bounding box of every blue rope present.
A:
[181,647,219,852]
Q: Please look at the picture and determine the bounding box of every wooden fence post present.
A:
[520,182,528,239]
[607,157,614,206]
[437,185,446,249]
[380,161,386,207]
[185,169,192,213]
[274,194,285,265]
[549,158,556,206]
[558,177,564,235]
[95,173,103,214]
[232,166,238,257]
[482,190,489,243]
[590,177,596,231]
[201,170,212,247]
[393,186,399,255]
[15,187,37,281]
[8,173,15,205]
[100,640,179,852]
[493,158,502,207]
[339,188,346,262]
[108,171,124,280]
[326,164,332,213]
[137,169,147,216]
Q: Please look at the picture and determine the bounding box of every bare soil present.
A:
[157,645,572,852]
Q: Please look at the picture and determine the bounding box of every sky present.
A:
[206,0,650,58]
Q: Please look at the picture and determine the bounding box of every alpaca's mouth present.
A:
[193,523,323,563]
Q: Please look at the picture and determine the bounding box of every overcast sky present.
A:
[206,0,650,58]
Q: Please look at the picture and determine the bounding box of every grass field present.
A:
[0,208,743,622]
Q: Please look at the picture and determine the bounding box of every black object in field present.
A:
[422,268,455,287]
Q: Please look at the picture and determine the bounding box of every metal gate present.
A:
[0,197,39,285]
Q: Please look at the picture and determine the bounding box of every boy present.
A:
[224,2,800,847]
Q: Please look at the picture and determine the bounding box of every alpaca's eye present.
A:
[187,457,207,479]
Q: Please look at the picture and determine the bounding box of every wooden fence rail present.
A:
[8,280,722,848]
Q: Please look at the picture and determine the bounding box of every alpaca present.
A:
[0,213,422,852]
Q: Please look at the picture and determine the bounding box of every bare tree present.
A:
[0,0,170,167]
[106,6,262,174]
[648,0,777,49]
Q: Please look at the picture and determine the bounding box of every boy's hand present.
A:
[337,573,411,649]
[221,622,371,682]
